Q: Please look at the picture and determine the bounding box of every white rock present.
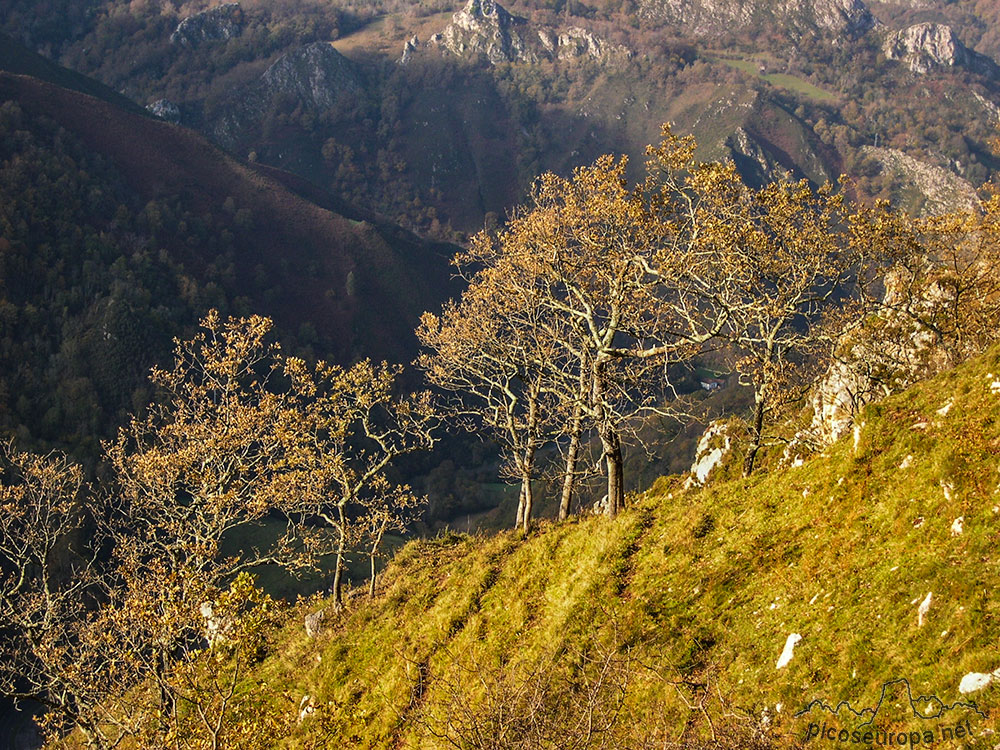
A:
[297,694,315,723]
[900,454,913,469]
[688,421,732,486]
[304,608,325,637]
[941,480,954,501]
[959,672,993,694]
[951,516,964,536]
[776,633,802,669]
[936,399,953,416]
[917,591,932,627]
[883,23,999,77]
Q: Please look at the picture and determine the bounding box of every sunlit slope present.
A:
[228,344,1000,747]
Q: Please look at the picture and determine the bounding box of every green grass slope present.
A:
[186,345,1000,747]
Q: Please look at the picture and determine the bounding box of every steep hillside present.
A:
[0,66,455,456]
[194,343,1000,747]
[0,31,143,112]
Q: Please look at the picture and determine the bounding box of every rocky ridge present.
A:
[882,22,1000,78]
[169,3,244,48]
[210,41,363,149]
[417,0,630,66]
[861,146,980,216]
[638,0,877,37]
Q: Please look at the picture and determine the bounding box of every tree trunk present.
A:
[515,484,525,529]
[519,440,537,533]
[520,467,534,534]
[369,552,377,599]
[558,412,582,521]
[743,391,766,476]
[517,382,541,533]
[600,426,624,516]
[332,506,347,609]
[592,363,624,516]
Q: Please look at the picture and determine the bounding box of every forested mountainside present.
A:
[0,41,456,461]
[4,2,1000,746]
[3,0,999,237]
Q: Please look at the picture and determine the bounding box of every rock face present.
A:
[810,358,871,444]
[304,609,325,638]
[551,27,630,62]
[726,127,788,186]
[860,146,980,217]
[959,670,999,695]
[210,42,363,148]
[436,0,535,64]
[686,420,732,487]
[639,0,877,37]
[430,0,629,65]
[808,268,959,445]
[170,3,245,48]
[399,35,420,65]
[776,633,802,669]
[146,98,181,124]
[883,23,999,78]
[259,42,361,111]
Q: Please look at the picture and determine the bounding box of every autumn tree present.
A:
[0,442,111,742]
[650,156,855,475]
[812,188,1000,434]
[280,357,436,609]
[105,311,308,593]
[417,255,564,532]
[1,312,435,745]
[447,137,737,517]
[361,486,423,598]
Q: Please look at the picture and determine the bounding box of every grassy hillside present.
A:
[202,343,1000,748]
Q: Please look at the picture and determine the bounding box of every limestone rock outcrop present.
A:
[146,98,181,124]
[860,146,980,217]
[638,0,877,38]
[428,0,629,65]
[435,0,536,64]
[170,3,245,48]
[210,42,363,148]
[883,23,999,78]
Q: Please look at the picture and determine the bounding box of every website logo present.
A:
[796,678,986,746]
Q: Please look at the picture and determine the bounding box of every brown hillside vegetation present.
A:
[0,70,454,363]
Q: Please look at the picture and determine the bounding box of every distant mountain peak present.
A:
[424,0,629,66]
[459,0,516,26]
[209,41,363,148]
